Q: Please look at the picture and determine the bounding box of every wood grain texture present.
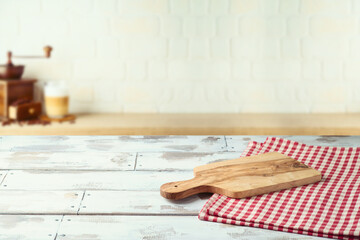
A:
[0,171,7,185]
[0,152,135,170]
[161,152,322,200]
[0,135,225,153]
[0,113,360,135]
[78,191,209,215]
[0,170,194,191]
[0,191,83,214]
[0,136,347,240]
[136,152,243,171]
[0,215,60,240]
[56,215,324,240]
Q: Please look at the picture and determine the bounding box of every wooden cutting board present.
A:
[160,152,322,200]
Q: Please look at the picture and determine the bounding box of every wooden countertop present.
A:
[0,135,355,239]
[1,113,360,135]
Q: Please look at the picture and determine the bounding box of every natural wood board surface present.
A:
[39,114,76,123]
[0,113,360,135]
[161,152,322,200]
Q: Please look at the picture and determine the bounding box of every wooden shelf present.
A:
[1,113,360,135]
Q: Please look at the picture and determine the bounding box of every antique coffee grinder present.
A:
[0,46,53,120]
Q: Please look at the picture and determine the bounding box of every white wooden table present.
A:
[0,135,355,240]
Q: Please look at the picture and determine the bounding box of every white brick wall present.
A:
[1,0,359,113]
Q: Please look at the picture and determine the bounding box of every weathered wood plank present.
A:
[56,215,326,240]
[1,136,226,153]
[225,136,268,152]
[0,191,83,214]
[0,215,60,240]
[0,152,135,170]
[0,136,349,240]
[0,170,194,191]
[78,191,209,215]
[0,171,7,185]
[136,152,242,171]
[0,136,82,152]
[225,135,360,152]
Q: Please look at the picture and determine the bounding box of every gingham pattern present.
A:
[198,137,360,239]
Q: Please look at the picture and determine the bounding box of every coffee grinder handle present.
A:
[43,46,53,58]
[6,51,13,66]
[11,46,53,59]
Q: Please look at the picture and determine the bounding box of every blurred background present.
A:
[0,0,359,135]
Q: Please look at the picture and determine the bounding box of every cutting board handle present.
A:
[160,177,208,200]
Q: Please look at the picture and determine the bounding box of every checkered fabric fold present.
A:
[198,137,360,239]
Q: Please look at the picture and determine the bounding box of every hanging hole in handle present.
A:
[174,185,178,187]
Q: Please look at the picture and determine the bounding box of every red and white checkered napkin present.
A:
[199,137,360,239]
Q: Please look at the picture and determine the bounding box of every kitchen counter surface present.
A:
[1,113,360,135]
[0,135,352,239]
